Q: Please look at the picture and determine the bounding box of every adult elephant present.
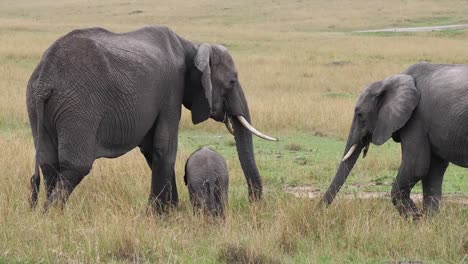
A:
[321,62,467,217]
[27,26,277,213]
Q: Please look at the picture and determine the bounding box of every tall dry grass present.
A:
[2,0,468,137]
[1,0,467,262]
[1,133,466,262]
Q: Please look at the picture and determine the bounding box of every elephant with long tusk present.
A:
[26,25,277,213]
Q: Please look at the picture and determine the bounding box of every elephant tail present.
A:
[30,100,44,208]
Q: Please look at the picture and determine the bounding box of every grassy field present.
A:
[1,0,467,263]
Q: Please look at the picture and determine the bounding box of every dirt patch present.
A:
[283,185,468,205]
[354,23,468,33]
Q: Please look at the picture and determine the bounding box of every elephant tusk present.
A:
[236,116,278,141]
[342,144,357,162]
[224,117,234,136]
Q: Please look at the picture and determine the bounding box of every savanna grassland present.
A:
[1,0,467,263]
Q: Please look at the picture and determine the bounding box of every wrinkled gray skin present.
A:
[27,26,266,213]
[322,62,468,218]
[184,147,229,218]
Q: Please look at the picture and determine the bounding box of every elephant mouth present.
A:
[212,101,229,122]
[212,111,226,122]
[342,133,371,161]
[224,113,235,135]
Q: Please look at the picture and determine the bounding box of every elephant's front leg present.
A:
[149,111,180,213]
[391,168,422,218]
[391,119,430,218]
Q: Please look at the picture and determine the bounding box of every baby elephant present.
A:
[184,147,229,218]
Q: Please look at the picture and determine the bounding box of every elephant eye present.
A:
[229,79,236,88]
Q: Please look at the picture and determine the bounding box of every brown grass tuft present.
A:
[217,243,281,264]
[285,143,303,152]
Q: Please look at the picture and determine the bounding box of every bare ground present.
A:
[283,185,468,205]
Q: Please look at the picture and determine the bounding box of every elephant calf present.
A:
[184,147,229,218]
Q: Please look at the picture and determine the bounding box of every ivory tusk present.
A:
[224,117,234,136]
[236,116,278,141]
[342,144,357,162]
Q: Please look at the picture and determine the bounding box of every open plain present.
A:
[0,0,467,263]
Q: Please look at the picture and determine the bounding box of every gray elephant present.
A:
[321,62,468,217]
[27,26,277,213]
[184,147,229,218]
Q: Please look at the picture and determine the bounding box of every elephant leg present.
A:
[391,171,421,218]
[41,163,59,200]
[422,154,448,215]
[148,109,180,213]
[141,151,152,169]
[139,125,155,169]
[44,129,94,211]
[391,119,430,218]
[44,167,88,210]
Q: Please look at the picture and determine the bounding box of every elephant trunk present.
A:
[321,117,364,205]
[228,87,263,201]
[232,116,262,201]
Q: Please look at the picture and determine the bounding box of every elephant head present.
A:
[184,43,277,201]
[321,74,420,205]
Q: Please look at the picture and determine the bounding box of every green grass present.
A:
[178,130,467,194]
[0,0,467,262]
[400,16,468,27]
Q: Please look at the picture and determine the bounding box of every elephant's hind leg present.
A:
[391,119,431,218]
[42,164,59,200]
[44,128,95,211]
[45,167,89,210]
[422,154,448,215]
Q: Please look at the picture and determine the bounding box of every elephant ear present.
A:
[372,74,420,145]
[191,43,213,124]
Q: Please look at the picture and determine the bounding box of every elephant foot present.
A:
[247,184,262,202]
[422,195,441,217]
[391,190,421,219]
[148,195,178,215]
[396,203,422,220]
[393,201,421,220]
[43,188,71,212]
[405,209,423,221]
